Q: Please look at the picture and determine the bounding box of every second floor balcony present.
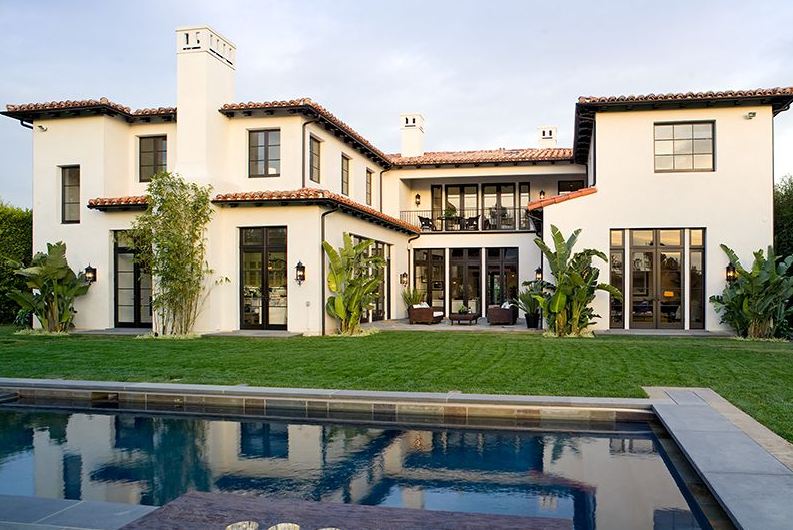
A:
[401,206,541,233]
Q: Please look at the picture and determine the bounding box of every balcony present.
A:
[400,207,541,233]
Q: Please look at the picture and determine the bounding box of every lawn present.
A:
[1,325,792,441]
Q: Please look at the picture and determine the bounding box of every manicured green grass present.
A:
[1,325,792,441]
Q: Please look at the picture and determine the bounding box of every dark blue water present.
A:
[0,407,706,529]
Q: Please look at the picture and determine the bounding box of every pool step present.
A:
[0,392,18,404]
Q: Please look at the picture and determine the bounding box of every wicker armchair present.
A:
[408,305,444,324]
[487,304,519,325]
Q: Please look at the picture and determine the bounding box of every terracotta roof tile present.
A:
[577,87,793,105]
[525,187,597,211]
[213,187,419,234]
[87,195,148,208]
[389,148,573,166]
[4,98,176,119]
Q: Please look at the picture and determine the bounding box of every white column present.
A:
[684,229,690,330]
[623,236,630,330]
[444,248,450,316]
[480,247,487,317]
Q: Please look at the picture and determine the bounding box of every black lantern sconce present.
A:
[400,272,409,286]
[414,194,421,207]
[295,261,306,285]
[84,264,97,283]
[539,190,546,200]
[535,267,543,281]
[725,263,737,283]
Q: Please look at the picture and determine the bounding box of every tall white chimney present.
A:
[175,26,236,183]
[538,126,557,148]
[400,113,425,157]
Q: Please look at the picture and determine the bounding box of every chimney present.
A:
[175,26,236,183]
[400,113,425,157]
[538,126,557,148]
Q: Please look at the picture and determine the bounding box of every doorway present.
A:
[449,248,482,315]
[630,229,684,329]
[114,231,152,328]
[240,227,287,330]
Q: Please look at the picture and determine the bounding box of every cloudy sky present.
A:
[1,0,792,207]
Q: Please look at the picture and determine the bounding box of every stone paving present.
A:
[0,495,154,530]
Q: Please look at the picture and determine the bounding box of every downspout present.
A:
[18,120,33,130]
[320,205,340,335]
[302,118,319,188]
[379,169,385,212]
[406,233,421,289]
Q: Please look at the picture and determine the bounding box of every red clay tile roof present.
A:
[389,148,573,166]
[221,99,391,165]
[213,187,419,234]
[87,195,148,209]
[577,87,793,105]
[525,187,597,211]
[3,98,176,120]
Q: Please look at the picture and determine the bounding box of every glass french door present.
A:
[449,248,481,315]
[630,229,684,329]
[414,249,445,313]
[482,184,516,230]
[114,232,152,328]
[240,227,287,330]
[486,247,519,306]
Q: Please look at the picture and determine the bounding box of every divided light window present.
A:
[139,135,167,182]
[309,136,321,183]
[249,130,280,178]
[341,155,350,195]
[61,166,80,224]
[654,122,714,172]
[365,169,373,205]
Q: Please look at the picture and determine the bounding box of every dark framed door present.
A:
[630,229,684,329]
[449,248,481,315]
[114,231,152,328]
[414,249,445,313]
[240,227,287,330]
[486,247,519,306]
[482,184,516,230]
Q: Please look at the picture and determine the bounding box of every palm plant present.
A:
[6,242,91,332]
[323,233,385,335]
[532,225,621,336]
[710,244,793,339]
[401,287,425,308]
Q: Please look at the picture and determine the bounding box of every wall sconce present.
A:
[400,272,409,286]
[725,263,737,283]
[295,261,306,285]
[414,194,421,207]
[539,190,546,200]
[84,264,97,283]
[535,267,543,281]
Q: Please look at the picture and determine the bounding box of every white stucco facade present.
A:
[5,24,789,334]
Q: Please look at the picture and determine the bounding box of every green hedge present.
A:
[0,201,32,323]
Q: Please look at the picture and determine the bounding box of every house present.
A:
[3,26,792,334]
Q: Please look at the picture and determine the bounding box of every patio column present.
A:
[480,247,486,317]
[444,248,450,316]
[684,229,690,330]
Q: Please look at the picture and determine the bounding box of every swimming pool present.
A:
[0,406,710,529]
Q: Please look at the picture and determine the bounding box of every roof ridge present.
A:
[578,86,793,105]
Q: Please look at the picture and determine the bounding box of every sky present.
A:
[1,0,792,207]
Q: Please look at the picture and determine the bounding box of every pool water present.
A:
[0,407,708,529]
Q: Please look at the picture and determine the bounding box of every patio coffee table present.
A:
[449,313,478,325]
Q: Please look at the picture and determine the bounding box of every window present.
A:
[557,180,585,194]
[609,229,625,329]
[309,136,321,183]
[654,122,714,172]
[139,135,167,182]
[341,155,350,195]
[365,169,373,205]
[61,166,80,223]
[689,228,706,329]
[249,130,280,178]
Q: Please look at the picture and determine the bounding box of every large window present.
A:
[482,184,515,230]
[445,185,478,231]
[654,122,714,172]
[139,135,167,182]
[689,228,706,329]
[610,229,625,329]
[486,247,518,307]
[341,155,350,195]
[414,249,445,312]
[249,130,280,178]
[309,136,321,183]
[61,166,80,224]
[450,248,482,315]
[365,169,373,205]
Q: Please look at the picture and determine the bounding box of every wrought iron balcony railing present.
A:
[400,207,541,233]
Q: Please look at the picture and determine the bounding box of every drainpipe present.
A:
[379,169,385,212]
[302,118,319,188]
[406,233,421,289]
[320,205,340,335]
[18,120,33,130]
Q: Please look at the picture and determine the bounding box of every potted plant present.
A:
[457,304,470,314]
[514,281,543,329]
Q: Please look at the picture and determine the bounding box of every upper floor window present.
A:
[139,135,167,182]
[654,122,714,172]
[309,136,321,183]
[365,169,373,205]
[341,155,350,195]
[61,166,80,224]
[558,180,585,194]
[249,130,280,178]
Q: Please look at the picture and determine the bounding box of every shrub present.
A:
[710,244,793,339]
[0,201,32,323]
[7,242,90,332]
[774,175,793,258]
[401,287,424,308]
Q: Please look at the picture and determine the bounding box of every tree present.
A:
[323,233,385,335]
[774,175,793,258]
[7,242,90,332]
[131,172,213,336]
[532,225,621,337]
[0,200,32,323]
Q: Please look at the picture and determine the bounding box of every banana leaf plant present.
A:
[709,244,793,338]
[323,233,385,335]
[6,242,91,332]
[532,225,622,336]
